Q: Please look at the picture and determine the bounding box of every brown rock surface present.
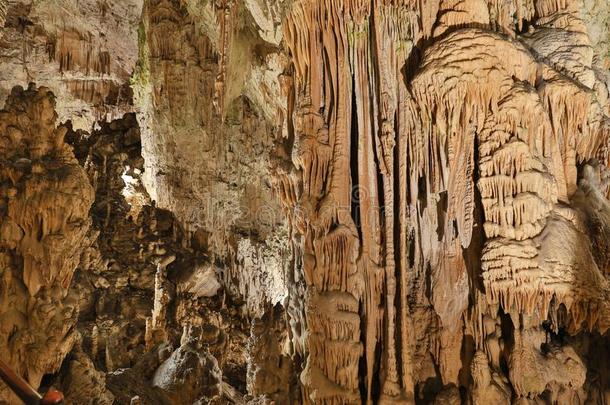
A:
[0,0,142,130]
[0,84,94,402]
[0,0,610,404]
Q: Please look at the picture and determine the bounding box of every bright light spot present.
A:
[121,165,146,219]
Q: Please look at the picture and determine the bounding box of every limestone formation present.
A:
[0,0,610,404]
[0,84,94,402]
[278,0,610,402]
[0,0,142,130]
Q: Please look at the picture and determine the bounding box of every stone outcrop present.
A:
[0,84,94,402]
[152,330,222,404]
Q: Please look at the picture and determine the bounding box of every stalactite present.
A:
[213,0,236,119]
[284,1,369,402]
[279,0,610,402]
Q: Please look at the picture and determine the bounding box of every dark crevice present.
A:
[463,131,485,296]
[350,73,362,240]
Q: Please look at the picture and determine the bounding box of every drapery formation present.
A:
[276,0,610,403]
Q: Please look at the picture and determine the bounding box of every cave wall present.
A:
[134,0,291,317]
[276,0,610,402]
[0,0,142,129]
[0,0,610,404]
[0,84,94,402]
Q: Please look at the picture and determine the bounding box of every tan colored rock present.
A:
[0,1,143,129]
[152,338,222,403]
[60,345,115,405]
[278,0,610,403]
[0,84,94,401]
[0,0,610,404]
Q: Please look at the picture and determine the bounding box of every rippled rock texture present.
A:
[278,0,610,402]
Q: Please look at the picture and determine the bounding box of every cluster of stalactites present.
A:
[409,28,540,251]
[283,1,367,403]
[279,0,610,402]
[409,6,610,333]
[285,0,441,92]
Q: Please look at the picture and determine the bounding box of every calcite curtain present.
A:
[274,0,610,403]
